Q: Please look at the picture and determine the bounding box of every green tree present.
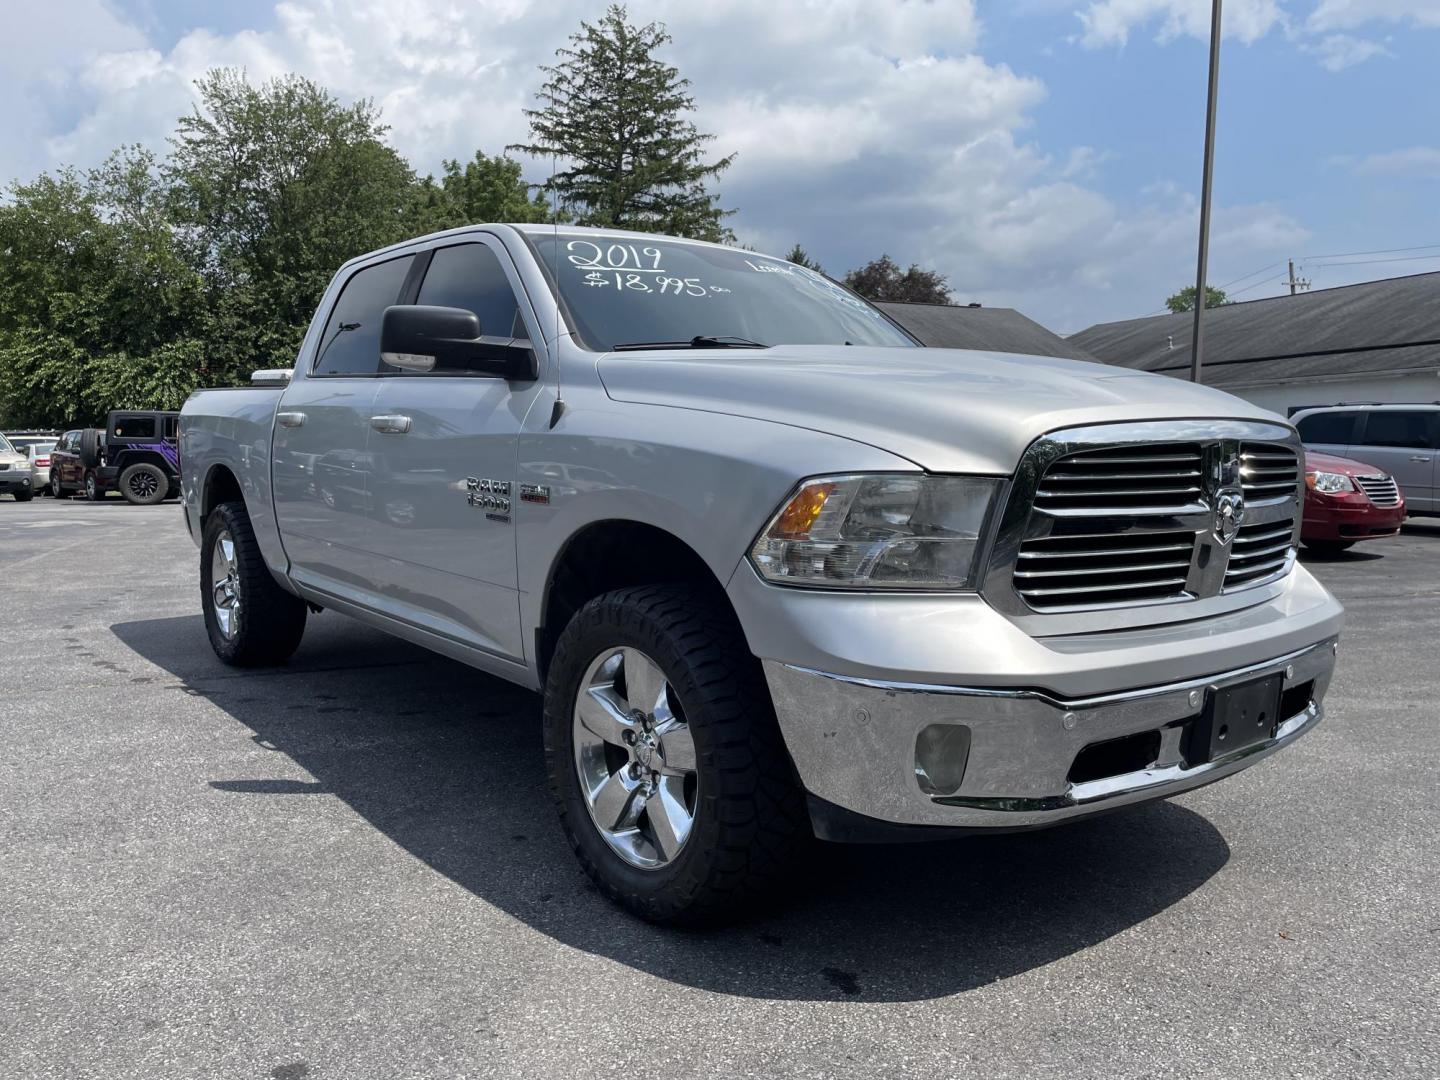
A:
[1164,285,1228,313]
[786,244,825,274]
[844,255,952,304]
[0,148,205,428]
[166,69,420,381]
[509,4,735,241]
[411,151,558,232]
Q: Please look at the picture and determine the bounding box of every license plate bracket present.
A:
[1189,675,1283,764]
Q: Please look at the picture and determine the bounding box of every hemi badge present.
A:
[520,484,552,505]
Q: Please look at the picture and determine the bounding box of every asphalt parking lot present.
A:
[2,497,1437,1079]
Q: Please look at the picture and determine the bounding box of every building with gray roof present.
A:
[877,301,1097,362]
[1069,271,1440,414]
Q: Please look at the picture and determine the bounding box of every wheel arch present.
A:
[201,463,244,527]
[536,518,739,683]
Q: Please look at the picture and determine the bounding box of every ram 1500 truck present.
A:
[180,224,1344,924]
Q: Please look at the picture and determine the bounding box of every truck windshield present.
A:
[530,233,916,352]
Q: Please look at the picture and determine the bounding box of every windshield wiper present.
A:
[611,335,768,351]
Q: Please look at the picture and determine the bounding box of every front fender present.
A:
[513,394,917,663]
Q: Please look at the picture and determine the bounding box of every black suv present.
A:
[51,410,181,504]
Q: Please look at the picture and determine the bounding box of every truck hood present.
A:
[596,345,1283,473]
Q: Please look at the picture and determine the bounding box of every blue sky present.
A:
[6,0,1440,332]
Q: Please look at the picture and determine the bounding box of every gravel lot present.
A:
[2,496,1437,1079]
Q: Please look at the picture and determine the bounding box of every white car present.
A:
[0,433,37,501]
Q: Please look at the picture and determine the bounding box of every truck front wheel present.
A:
[201,501,307,666]
[543,585,810,925]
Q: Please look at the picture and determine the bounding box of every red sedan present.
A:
[1302,450,1407,554]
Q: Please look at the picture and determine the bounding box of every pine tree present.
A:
[786,244,826,274]
[509,5,734,241]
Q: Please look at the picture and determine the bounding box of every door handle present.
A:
[276,411,306,428]
[1410,455,1431,463]
[370,414,412,434]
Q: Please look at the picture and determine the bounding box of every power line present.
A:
[1302,242,1440,260]
[1226,274,1286,299]
[1311,252,1440,270]
[1215,260,1284,291]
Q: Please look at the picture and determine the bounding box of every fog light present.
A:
[914,724,971,796]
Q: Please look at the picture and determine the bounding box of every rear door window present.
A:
[314,255,416,376]
[112,415,156,438]
[1295,410,1358,445]
[1358,410,1437,449]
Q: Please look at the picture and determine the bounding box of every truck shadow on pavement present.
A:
[112,613,1231,1004]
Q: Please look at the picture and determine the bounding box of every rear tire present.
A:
[1304,539,1356,555]
[201,501,307,666]
[543,584,810,925]
[84,471,101,501]
[119,462,168,505]
[49,473,67,499]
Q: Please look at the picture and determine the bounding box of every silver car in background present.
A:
[0,433,37,501]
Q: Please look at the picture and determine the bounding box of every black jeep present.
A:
[51,410,181,505]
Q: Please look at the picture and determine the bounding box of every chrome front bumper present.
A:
[762,636,1337,832]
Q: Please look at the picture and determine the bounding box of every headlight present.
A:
[1306,470,1354,494]
[749,474,1001,590]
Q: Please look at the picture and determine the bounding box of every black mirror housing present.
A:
[380,305,537,380]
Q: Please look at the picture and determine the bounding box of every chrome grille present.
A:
[991,421,1305,621]
[1032,443,1204,512]
[1240,443,1299,501]
[1013,530,1194,610]
[1224,521,1295,588]
[1355,474,1400,507]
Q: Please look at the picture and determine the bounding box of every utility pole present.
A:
[1287,259,1310,296]
[1190,0,1222,384]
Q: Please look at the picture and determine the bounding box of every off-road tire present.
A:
[119,462,169,506]
[543,584,810,925]
[201,501,307,666]
[1304,539,1356,555]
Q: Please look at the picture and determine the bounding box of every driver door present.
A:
[358,237,545,662]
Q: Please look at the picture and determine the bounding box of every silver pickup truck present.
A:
[180,224,1344,923]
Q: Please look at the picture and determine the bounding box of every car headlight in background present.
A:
[1306,470,1354,494]
[749,474,1001,590]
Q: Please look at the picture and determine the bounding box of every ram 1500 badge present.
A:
[179,224,1343,924]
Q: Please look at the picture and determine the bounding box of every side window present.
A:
[314,255,415,376]
[1359,411,1436,450]
[415,243,527,342]
[113,415,156,438]
[163,415,179,439]
[1295,410,1357,444]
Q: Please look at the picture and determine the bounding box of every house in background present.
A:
[877,301,1098,362]
[1069,272,1440,415]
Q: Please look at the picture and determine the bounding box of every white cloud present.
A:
[1306,33,1389,70]
[1346,146,1440,177]
[1308,0,1440,31]
[1075,0,1285,47]
[8,0,1312,330]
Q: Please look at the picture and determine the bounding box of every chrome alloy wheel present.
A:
[209,531,242,639]
[573,647,699,870]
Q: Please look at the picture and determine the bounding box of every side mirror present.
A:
[380,305,537,380]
